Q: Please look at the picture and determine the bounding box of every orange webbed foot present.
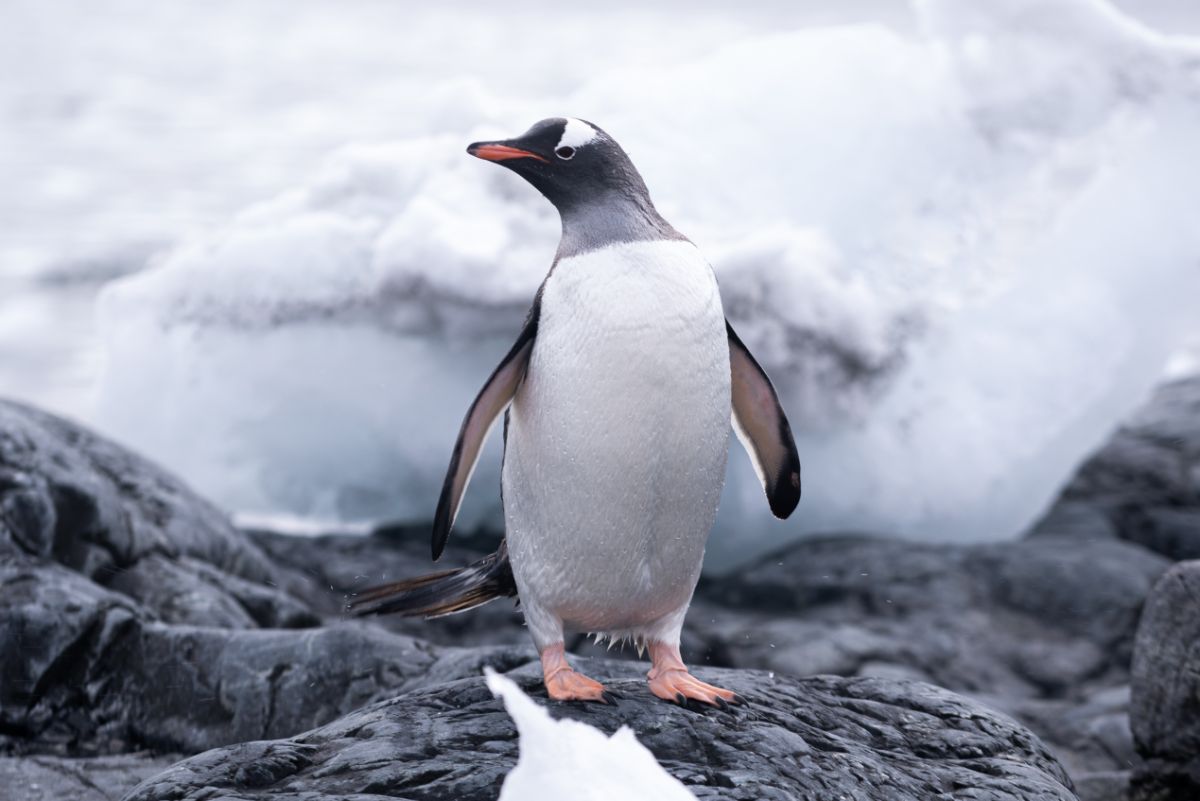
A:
[647,641,742,710]
[539,642,617,705]
[546,668,617,704]
[647,669,741,709]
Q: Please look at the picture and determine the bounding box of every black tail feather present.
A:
[347,542,517,619]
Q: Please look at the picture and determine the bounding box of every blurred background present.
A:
[3,0,1199,571]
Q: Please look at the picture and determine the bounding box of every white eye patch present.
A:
[557,118,598,150]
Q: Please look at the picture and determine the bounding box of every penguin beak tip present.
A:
[467,142,548,164]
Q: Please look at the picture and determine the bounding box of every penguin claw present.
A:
[544,668,611,705]
[649,669,741,710]
[600,691,619,707]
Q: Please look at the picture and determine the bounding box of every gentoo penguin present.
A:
[351,118,800,707]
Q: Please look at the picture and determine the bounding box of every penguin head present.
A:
[467,118,651,215]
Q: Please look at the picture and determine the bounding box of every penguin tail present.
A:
[346,542,517,619]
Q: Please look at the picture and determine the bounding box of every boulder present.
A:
[694,534,1167,698]
[0,399,519,757]
[246,524,528,646]
[0,400,316,628]
[1,396,1160,800]
[0,753,179,801]
[1130,560,1200,798]
[0,536,532,757]
[123,661,1077,801]
[1030,377,1200,561]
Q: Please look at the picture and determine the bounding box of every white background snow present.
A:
[3,0,1199,570]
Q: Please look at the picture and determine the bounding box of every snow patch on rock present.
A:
[485,668,697,801]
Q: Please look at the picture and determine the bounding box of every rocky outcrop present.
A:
[123,663,1076,801]
[694,534,1166,697]
[0,753,178,801]
[0,400,314,629]
[1,397,1090,800]
[686,533,1168,799]
[0,400,528,765]
[1030,377,1200,561]
[246,524,527,646]
[12,378,1200,800]
[1130,560,1200,799]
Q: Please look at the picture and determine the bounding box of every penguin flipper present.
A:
[431,308,539,560]
[727,319,801,519]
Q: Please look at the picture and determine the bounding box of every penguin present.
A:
[350,118,800,707]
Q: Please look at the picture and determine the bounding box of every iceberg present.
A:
[96,0,1200,568]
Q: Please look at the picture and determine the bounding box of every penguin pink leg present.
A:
[539,643,615,704]
[647,641,742,709]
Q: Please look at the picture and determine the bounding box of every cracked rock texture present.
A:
[1130,560,1200,800]
[1030,377,1200,561]
[123,664,1076,801]
[4,379,1199,801]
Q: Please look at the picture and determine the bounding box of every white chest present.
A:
[502,239,732,638]
[529,240,729,454]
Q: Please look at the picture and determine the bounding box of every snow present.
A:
[5,0,1200,569]
[484,668,697,801]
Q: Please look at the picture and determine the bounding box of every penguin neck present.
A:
[555,192,685,259]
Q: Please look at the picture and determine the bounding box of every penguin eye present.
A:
[555,146,576,160]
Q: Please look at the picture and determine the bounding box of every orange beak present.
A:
[467,143,548,163]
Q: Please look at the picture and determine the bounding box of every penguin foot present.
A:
[545,669,614,704]
[647,641,741,710]
[539,642,614,704]
[648,669,740,709]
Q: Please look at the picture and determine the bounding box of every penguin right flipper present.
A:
[727,319,801,519]
[431,305,539,560]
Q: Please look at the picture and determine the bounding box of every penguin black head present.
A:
[467,118,653,217]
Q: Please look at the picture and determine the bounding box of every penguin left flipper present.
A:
[727,319,801,519]
[431,305,539,560]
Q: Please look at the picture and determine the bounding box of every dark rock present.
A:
[1030,377,1200,560]
[1,395,1170,800]
[246,525,528,646]
[1029,502,1119,542]
[123,662,1078,801]
[110,623,533,754]
[693,534,1167,698]
[1,561,144,754]
[1,549,532,755]
[0,400,318,629]
[255,525,1168,797]
[992,686,1136,799]
[1130,560,1200,799]
[0,400,488,758]
[1121,507,1200,562]
[0,753,178,801]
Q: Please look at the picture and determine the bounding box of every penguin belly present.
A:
[502,240,731,648]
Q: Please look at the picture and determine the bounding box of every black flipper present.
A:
[431,301,539,560]
[348,541,517,618]
[727,319,801,519]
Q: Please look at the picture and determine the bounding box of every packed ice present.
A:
[6,0,1195,569]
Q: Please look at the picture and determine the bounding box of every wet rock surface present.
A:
[3,381,1196,800]
[123,664,1076,801]
[1130,560,1200,800]
[0,400,528,795]
[1030,377,1200,561]
[685,534,1168,800]
[0,399,316,630]
[0,753,178,801]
